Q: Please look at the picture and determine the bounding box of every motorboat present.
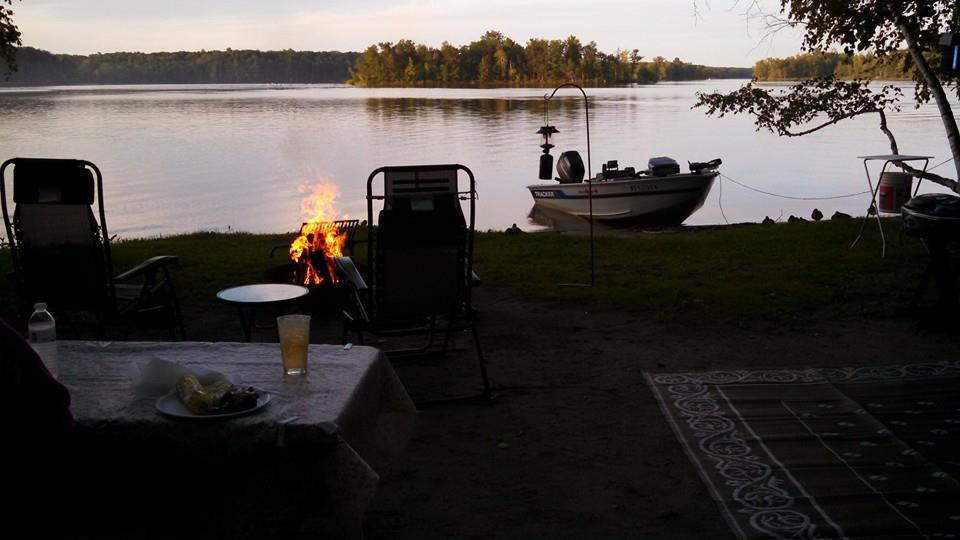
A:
[526,152,720,226]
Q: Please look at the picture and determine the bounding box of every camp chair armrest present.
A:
[115,255,179,282]
[334,256,371,326]
[333,256,368,292]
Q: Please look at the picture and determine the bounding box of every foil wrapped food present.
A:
[175,374,259,415]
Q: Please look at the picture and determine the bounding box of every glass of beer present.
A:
[277,314,310,376]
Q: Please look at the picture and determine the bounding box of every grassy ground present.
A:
[1,231,295,338]
[0,218,934,338]
[475,218,929,324]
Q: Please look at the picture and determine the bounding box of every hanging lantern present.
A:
[537,125,559,180]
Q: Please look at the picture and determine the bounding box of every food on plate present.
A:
[175,374,209,414]
[174,374,259,415]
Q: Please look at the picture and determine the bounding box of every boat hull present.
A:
[527,171,717,226]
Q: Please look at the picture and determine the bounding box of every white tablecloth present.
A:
[58,341,417,538]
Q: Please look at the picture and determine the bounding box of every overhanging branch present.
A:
[897,162,958,191]
[780,108,878,137]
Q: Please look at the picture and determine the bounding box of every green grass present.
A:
[106,231,296,321]
[0,231,298,340]
[474,219,928,324]
[0,219,933,338]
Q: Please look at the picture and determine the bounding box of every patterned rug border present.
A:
[644,359,960,540]
[647,359,960,387]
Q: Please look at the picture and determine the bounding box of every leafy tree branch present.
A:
[695,0,960,192]
[695,78,901,137]
[0,0,21,77]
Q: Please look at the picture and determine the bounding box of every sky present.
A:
[12,0,805,67]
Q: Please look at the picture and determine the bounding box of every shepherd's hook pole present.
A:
[544,82,594,286]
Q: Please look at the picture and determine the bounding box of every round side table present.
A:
[216,283,309,341]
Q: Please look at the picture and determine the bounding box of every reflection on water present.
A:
[528,204,590,233]
[362,97,528,118]
[527,204,629,234]
[1,82,957,238]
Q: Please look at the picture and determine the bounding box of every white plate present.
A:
[155,390,271,419]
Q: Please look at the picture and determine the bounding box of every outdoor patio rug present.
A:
[645,361,960,539]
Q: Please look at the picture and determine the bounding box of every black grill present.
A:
[902,193,960,307]
[902,193,960,237]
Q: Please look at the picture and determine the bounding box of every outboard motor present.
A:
[689,158,722,173]
[648,156,680,177]
[556,150,585,183]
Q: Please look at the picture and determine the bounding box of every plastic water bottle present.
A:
[28,302,58,377]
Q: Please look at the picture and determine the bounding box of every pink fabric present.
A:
[1,319,76,538]
[0,318,74,436]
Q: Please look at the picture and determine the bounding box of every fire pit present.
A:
[288,219,360,285]
[266,181,361,311]
[268,219,360,303]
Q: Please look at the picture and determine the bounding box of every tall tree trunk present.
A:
[894,12,960,191]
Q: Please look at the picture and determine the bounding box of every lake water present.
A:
[1,82,958,238]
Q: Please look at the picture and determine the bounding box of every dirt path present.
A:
[362,285,960,539]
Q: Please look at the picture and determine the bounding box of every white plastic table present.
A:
[852,154,932,257]
[216,283,309,341]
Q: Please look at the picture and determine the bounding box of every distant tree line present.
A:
[752,50,915,81]
[0,47,360,85]
[350,31,752,87]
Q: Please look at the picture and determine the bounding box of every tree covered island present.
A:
[349,31,751,86]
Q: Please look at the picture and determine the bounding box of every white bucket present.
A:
[877,172,913,214]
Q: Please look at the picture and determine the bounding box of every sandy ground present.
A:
[355,284,960,539]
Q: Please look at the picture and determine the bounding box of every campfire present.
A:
[288,182,348,285]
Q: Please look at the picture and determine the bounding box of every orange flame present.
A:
[289,182,346,285]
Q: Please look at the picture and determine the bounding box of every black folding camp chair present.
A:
[335,164,491,404]
[1,158,185,339]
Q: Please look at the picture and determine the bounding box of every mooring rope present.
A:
[718,156,953,202]
[716,174,730,224]
[719,173,870,201]
[929,157,953,171]
[715,157,955,223]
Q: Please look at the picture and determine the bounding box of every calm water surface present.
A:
[1,82,958,237]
